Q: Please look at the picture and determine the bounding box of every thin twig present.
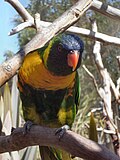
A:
[82,64,100,96]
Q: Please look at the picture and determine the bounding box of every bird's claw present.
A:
[11,127,16,133]
[55,125,70,140]
[23,120,34,135]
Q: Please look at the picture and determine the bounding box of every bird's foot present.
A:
[55,125,70,140]
[23,120,34,135]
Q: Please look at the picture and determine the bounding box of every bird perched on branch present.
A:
[18,33,84,160]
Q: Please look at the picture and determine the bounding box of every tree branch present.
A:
[8,21,35,36]
[91,19,120,156]
[5,0,34,22]
[7,0,120,48]
[91,0,120,21]
[8,0,120,36]
[0,125,120,160]
[10,19,120,47]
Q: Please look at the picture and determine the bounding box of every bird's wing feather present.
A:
[75,71,81,109]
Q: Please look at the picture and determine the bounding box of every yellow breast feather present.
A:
[19,50,76,90]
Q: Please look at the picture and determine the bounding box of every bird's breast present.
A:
[18,51,76,91]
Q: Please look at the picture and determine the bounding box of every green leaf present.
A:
[89,112,98,142]
[3,83,12,121]
[0,95,4,123]
[61,150,71,160]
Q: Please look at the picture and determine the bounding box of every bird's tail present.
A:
[39,146,71,160]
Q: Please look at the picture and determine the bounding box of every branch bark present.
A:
[91,0,120,21]
[0,0,93,87]
[0,125,120,160]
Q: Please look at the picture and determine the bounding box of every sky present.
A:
[0,0,29,64]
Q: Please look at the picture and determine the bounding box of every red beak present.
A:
[67,50,79,71]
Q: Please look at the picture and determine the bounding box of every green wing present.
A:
[57,71,80,127]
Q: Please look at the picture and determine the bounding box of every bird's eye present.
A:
[58,44,63,52]
[70,50,74,54]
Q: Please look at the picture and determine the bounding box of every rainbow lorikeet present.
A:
[18,33,84,160]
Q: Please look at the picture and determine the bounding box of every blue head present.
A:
[44,33,84,76]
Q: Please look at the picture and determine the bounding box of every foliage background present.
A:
[0,0,120,159]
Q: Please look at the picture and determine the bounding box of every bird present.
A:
[17,33,84,160]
